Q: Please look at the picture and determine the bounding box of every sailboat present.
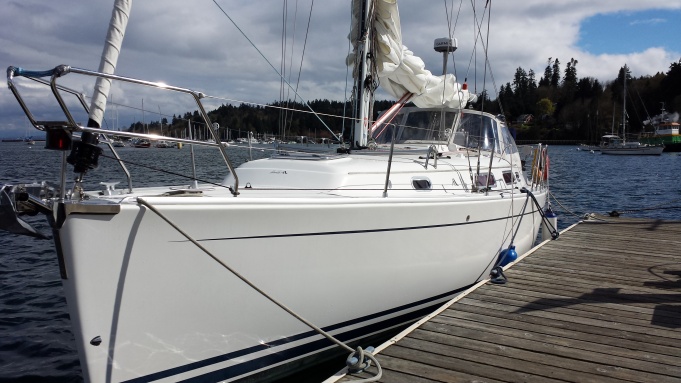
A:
[24,118,36,145]
[601,66,664,155]
[1,0,552,382]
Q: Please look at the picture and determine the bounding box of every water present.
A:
[1,143,679,382]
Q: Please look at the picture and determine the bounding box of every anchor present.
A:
[0,184,51,239]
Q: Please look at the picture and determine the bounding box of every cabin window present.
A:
[502,171,513,184]
[373,110,457,144]
[499,125,519,154]
[454,113,500,153]
[412,177,432,190]
[476,173,496,187]
[373,122,397,143]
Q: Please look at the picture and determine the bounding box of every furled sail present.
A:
[350,0,474,109]
[88,0,132,126]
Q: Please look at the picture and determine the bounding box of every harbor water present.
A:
[0,143,679,382]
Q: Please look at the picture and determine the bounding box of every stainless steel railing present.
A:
[7,65,240,196]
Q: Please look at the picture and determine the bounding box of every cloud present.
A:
[1,0,680,138]
[630,18,667,26]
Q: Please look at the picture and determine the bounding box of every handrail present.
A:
[8,70,133,192]
[66,66,239,196]
[101,139,133,193]
[77,126,228,149]
[7,65,240,196]
[7,67,49,130]
[46,76,133,193]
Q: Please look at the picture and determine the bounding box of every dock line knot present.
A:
[346,346,384,382]
[345,345,382,382]
[490,266,507,284]
[346,346,375,373]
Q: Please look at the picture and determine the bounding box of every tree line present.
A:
[126,59,681,144]
[478,58,681,143]
[127,99,395,143]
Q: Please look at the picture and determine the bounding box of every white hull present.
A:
[53,145,547,382]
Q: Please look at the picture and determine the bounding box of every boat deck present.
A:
[331,215,681,383]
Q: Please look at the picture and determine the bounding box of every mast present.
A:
[622,66,627,142]
[611,103,615,135]
[351,0,373,149]
[67,0,132,174]
[158,105,163,136]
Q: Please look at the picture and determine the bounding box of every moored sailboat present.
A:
[601,66,663,156]
[1,1,553,382]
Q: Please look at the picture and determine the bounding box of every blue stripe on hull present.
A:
[197,211,534,242]
[122,284,473,382]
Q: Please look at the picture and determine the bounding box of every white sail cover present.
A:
[89,0,132,126]
[351,0,473,109]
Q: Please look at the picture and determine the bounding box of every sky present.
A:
[1,0,680,139]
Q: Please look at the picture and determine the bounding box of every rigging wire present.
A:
[341,3,353,144]
[280,0,300,141]
[468,0,477,94]
[439,0,463,112]
[625,83,647,134]
[204,93,472,138]
[465,0,502,116]
[279,0,289,140]
[211,0,340,141]
[286,0,316,139]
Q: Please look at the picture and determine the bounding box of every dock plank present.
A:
[436,305,681,366]
[333,216,681,383]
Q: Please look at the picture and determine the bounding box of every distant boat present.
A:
[600,68,663,156]
[597,134,618,150]
[639,105,681,152]
[600,134,664,155]
[132,138,151,148]
[25,138,35,145]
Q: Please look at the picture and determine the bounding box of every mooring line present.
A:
[136,197,382,382]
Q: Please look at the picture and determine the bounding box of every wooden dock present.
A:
[331,215,681,383]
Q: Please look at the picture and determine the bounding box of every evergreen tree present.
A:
[612,64,632,103]
[512,67,529,112]
[539,57,552,87]
[527,69,538,116]
[661,60,681,112]
[562,58,579,103]
[550,58,561,87]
